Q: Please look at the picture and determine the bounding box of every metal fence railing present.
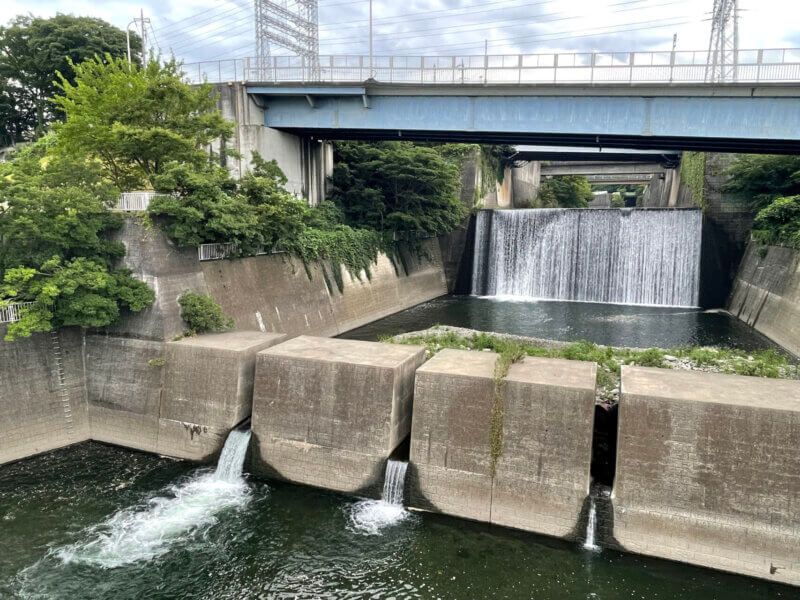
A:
[197,242,286,261]
[0,301,34,324]
[113,191,168,212]
[182,49,800,86]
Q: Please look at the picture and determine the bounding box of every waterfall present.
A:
[56,429,252,567]
[583,498,599,551]
[472,208,702,307]
[215,429,252,482]
[347,460,412,534]
[382,460,408,505]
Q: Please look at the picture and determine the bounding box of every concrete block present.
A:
[159,331,286,460]
[409,349,595,538]
[251,336,425,496]
[614,366,800,586]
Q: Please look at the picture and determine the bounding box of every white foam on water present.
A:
[347,460,411,535]
[55,430,252,568]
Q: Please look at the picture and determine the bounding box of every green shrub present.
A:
[751,195,800,249]
[178,291,233,334]
[535,176,593,208]
[724,154,800,211]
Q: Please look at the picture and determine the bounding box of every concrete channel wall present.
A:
[614,366,800,586]
[0,326,89,464]
[408,349,596,538]
[1,214,446,465]
[728,242,800,357]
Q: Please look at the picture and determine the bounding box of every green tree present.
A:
[0,14,139,144]
[725,154,800,211]
[328,142,466,235]
[535,176,593,208]
[52,56,232,190]
[751,195,800,249]
[0,138,154,340]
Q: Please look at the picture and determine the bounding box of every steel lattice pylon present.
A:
[705,0,739,83]
[254,0,319,76]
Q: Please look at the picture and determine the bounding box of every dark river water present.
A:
[341,295,781,350]
[1,443,795,600]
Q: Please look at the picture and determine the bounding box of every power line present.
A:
[318,1,695,47]
[375,15,699,55]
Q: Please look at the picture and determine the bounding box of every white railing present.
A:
[197,242,286,261]
[0,301,34,324]
[392,230,438,241]
[113,191,167,212]
[182,49,800,86]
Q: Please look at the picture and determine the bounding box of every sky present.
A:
[4,0,800,65]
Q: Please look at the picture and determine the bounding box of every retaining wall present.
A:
[408,349,596,539]
[728,242,800,357]
[613,366,800,586]
[0,326,89,464]
[251,336,425,496]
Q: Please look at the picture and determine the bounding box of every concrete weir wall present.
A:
[251,336,425,496]
[728,242,800,357]
[409,349,596,538]
[613,366,800,586]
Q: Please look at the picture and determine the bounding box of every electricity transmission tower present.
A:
[254,0,319,76]
[705,0,738,83]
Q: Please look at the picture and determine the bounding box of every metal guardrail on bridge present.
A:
[0,302,34,324]
[183,49,800,86]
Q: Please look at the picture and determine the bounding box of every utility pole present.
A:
[705,0,738,83]
[126,10,150,69]
[369,0,373,78]
[254,1,319,80]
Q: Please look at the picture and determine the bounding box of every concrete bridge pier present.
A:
[213,82,332,206]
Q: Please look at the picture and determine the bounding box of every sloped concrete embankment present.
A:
[728,242,800,357]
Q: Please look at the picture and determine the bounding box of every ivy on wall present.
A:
[680,151,707,208]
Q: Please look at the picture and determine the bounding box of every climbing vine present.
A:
[680,151,707,208]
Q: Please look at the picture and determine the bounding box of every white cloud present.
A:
[3,0,799,64]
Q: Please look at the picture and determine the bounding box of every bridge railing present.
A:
[0,301,34,324]
[183,49,800,85]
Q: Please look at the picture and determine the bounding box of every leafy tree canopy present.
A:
[751,195,800,250]
[725,154,800,211]
[0,14,139,145]
[328,141,467,235]
[0,137,154,340]
[535,175,593,208]
[52,56,232,190]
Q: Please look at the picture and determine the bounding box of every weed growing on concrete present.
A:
[387,328,798,406]
[489,346,525,478]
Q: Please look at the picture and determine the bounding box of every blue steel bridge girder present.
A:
[247,84,800,154]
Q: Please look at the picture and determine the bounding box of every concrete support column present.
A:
[667,165,681,207]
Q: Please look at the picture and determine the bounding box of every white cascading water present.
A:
[56,429,252,568]
[472,208,703,307]
[348,460,411,535]
[583,499,599,551]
